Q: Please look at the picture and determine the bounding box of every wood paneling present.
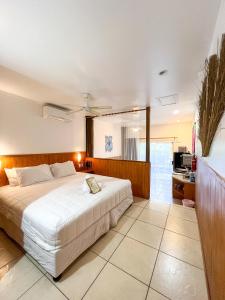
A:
[196,158,225,300]
[86,117,94,157]
[0,152,86,186]
[0,153,150,199]
[146,106,150,162]
[89,158,150,199]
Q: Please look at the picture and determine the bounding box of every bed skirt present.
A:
[0,196,133,277]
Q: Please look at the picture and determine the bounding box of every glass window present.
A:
[93,110,146,161]
[150,142,173,173]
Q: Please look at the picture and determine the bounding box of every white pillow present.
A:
[15,164,53,187]
[5,168,19,186]
[50,161,76,178]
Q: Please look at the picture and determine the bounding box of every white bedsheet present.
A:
[0,173,132,251]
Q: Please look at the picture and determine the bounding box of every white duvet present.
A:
[0,173,132,251]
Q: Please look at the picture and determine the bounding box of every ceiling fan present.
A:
[65,93,112,117]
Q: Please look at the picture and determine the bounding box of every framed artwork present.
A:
[105,136,113,152]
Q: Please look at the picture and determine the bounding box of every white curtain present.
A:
[121,127,140,160]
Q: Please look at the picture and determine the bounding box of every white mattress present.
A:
[0,173,132,251]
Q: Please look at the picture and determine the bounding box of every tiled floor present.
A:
[0,198,208,300]
[150,167,173,203]
[150,167,181,205]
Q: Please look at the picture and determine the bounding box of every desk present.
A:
[172,174,195,201]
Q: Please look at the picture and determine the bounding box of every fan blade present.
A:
[63,104,84,108]
[85,107,101,116]
[67,108,84,115]
[89,106,112,109]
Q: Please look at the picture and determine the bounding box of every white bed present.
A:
[0,172,133,278]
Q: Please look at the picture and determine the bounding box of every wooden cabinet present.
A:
[172,174,195,201]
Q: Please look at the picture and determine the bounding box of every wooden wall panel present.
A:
[0,152,86,186]
[89,158,150,199]
[196,158,225,300]
[86,117,93,157]
[146,106,150,162]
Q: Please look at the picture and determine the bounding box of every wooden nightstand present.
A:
[79,168,94,174]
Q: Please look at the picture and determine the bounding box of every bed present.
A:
[0,172,133,279]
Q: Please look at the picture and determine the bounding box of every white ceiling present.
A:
[0,0,220,124]
[97,110,146,126]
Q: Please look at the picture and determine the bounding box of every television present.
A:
[173,152,192,172]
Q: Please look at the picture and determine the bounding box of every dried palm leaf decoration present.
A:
[199,34,225,157]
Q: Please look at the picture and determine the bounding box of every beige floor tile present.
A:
[91,230,124,260]
[147,288,168,300]
[20,276,66,300]
[112,215,135,235]
[26,253,47,274]
[83,263,148,300]
[146,201,170,215]
[160,230,203,269]
[0,256,43,300]
[125,205,143,218]
[133,198,149,208]
[166,215,200,240]
[170,205,197,222]
[138,209,167,228]
[0,230,23,269]
[127,220,163,249]
[48,251,106,300]
[151,252,208,300]
[110,237,158,284]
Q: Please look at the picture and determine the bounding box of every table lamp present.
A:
[77,152,83,168]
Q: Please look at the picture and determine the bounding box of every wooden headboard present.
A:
[0,152,86,186]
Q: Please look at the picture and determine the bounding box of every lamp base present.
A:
[78,162,84,168]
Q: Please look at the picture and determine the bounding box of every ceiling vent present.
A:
[158,94,178,106]
[43,103,73,122]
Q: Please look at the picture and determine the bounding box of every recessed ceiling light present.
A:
[159,69,168,76]
[177,120,180,123]
[173,109,180,115]
[132,106,139,110]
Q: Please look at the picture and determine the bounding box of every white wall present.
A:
[0,91,85,155]
[199,0,225,177]
[94,119,121,158]
[150,122,193,152]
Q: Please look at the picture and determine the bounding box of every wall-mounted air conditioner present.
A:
[43,103,73,122]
